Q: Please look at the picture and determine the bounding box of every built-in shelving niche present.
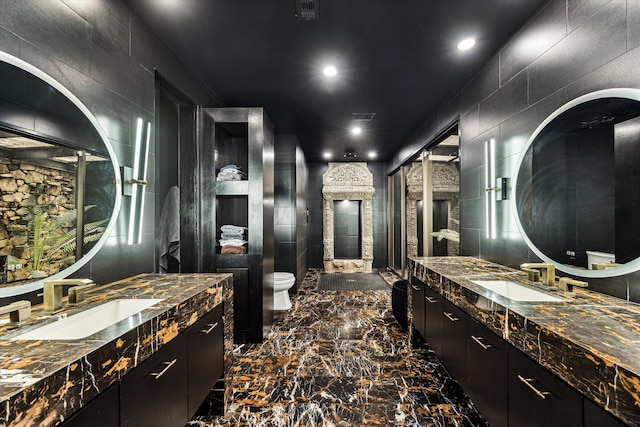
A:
[199,107,274,344]
[214,122,249,180]
[215,195,248,255]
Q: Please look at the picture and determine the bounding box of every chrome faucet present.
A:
[0,300,31,323]
[520,263,556,288]
[43,279,94,312]
[557,277,588,293]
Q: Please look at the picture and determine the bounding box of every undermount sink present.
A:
[470,280,566,303]
[7,298,164,341]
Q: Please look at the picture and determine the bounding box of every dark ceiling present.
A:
[125,0,549,163]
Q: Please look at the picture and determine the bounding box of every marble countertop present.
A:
[409,256,640,426]
[0,273,232,426]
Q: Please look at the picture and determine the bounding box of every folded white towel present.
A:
[221,232,245,240]
[221,225,247,234]
[220,239,248,246]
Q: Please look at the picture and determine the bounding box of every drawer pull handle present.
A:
[425,296,437,304]
[150,359,177,379]
[411,285,420,291]
[444,312,459,322]
[201,322,219,334]
[518,374,551,399]
[471,335,492,350]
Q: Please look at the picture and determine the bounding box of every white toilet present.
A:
[274,272,295,310]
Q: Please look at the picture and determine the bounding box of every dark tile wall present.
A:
[0,0,220,286]
[274,135,308,292]
[390,0,640,302]
[307,162,388,270]
[295,144,309,286]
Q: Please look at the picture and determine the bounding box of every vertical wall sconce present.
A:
[75,151,86,260]
[484,139,497,239]
[126,118,151,245]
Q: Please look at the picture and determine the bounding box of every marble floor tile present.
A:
[188,269,487,427]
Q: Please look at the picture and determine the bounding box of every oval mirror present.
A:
[513,88,640,278]
[0,51,121,297]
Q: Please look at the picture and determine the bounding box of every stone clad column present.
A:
[321,163,375,273]
[322,195,334,263]
[406,162,422,258]
[361,196,374,270]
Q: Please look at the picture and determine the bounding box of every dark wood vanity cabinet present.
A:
[438,299,468,383]
[410,277,425,339]
[187,304,224,415]
[508,347,582,427]
[62,383,120,427]
[119,304,225,427]
[420,283,469,383]
[583,398,627,427]
[466,318,508,427]
[120,332,189,427]
[61,304,226,427]
[423,285,444,355]
[410,276,629,427]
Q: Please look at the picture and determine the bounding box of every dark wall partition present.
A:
[274,134,308,291]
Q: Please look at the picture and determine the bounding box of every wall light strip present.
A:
[127,118,151,245]
[484,139,497,239]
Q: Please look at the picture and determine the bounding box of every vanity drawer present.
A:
[120,333,188,427]
[187,304,224,416]
[508,348,582,427]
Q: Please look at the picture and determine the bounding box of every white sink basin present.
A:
[470,280,566,303]
[8,299,164,340]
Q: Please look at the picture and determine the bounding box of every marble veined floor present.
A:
[188,270,488,427]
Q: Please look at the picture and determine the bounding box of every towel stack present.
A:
[220,224,248,254]
[216,164,246,181]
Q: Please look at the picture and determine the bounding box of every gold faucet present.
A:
[43,279,94,312]
[520,267,540,282]
[0,300,31,323]
[557,277,588,293]
[68,282,96,304]
[591,262,622,270]
[520,263,556,288]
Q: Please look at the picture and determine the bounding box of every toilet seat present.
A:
[275,272,295,282]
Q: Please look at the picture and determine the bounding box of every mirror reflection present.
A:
[406,135,460,259]
[0,128,112,283]
[0,53,119,293]
[515,89,640,277]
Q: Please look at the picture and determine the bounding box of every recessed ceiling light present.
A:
[351,126,362,135]
[368,151,377,159]
[457,38,476,51]
[323,151,332,159]
[322,65,337,77]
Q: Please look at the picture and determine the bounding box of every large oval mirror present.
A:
[0,51,121,297]
[513,88,640,278]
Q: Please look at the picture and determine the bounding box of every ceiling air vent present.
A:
[294,0,319,21]
[352,112,376,121]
